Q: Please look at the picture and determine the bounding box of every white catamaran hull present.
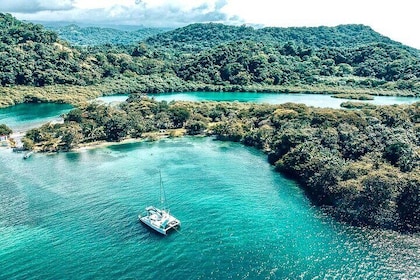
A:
[139,206,180,235]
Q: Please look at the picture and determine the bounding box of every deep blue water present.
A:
[0,138,418,279]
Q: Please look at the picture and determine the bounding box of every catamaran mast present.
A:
[159,170,167,211]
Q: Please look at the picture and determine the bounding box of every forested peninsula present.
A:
[0,13,419,232]
[22,96,420,232]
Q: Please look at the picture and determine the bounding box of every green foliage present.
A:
[103,111,129,141]
[212,121,244,142]
[186,120,207,135]
[397,178,420,231]
[384,142,419,171]
[175,39,420,91]
[146,23,417,53]
[0,123,12,135]
[169,106,191,128]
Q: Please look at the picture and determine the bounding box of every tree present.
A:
[0,124,12,135]
[186,120,207,135]
[65,108,83,123]
[355,173,399,226]
[104,113,129,142]
[397,178,420,231]
[132,43,150,57]
[212,121,244,142]
[59,124,82,151]
[169,106,190,128]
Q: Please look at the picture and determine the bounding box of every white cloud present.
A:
[139,0,217,11]
[73,0,134,10]
[0,0,74,13]
[4,0,420,49]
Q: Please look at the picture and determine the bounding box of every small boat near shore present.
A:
[139,171,180,235]
[23,151,33,159]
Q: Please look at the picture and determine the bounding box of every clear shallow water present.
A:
[97,92,420,109]
[96,92,419,109]
[148,92,419,108]
[0,103,72,131]
[0,137,418,279]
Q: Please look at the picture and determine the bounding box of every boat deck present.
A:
[139,206,180,235]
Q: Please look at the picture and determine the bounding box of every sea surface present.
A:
[1,137,419,279]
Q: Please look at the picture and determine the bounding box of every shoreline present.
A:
[1,84,419,109]
[75,137,146,151]
[72,130,186,152]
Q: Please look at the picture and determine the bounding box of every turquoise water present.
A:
[96,92,419,109]
[1,137,418,279]
[0,103,72,131]
[148,92,419,108]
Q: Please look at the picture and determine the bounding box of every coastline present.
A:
[73,129,187,152]
[75,137,145,151]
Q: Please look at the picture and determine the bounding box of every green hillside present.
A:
[176,40,420,91]
[0,13,171,88]
[0,13,419,108]
[146,23,419,54]
[0,13,101,86]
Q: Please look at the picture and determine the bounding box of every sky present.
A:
[1,0,419,49]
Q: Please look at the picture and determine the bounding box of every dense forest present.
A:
[22,97,420,232]
[145,22,418,53]
[1,13,420,108]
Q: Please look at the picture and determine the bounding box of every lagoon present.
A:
[97,92,419,109]
[0,137,418,279]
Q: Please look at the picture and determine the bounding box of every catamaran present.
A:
[138,172,180,235]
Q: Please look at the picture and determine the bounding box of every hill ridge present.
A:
[144,23,419,57]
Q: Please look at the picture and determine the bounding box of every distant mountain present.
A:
[146,23,419,55]
[45,24,171,46]
[37,21,149,31]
